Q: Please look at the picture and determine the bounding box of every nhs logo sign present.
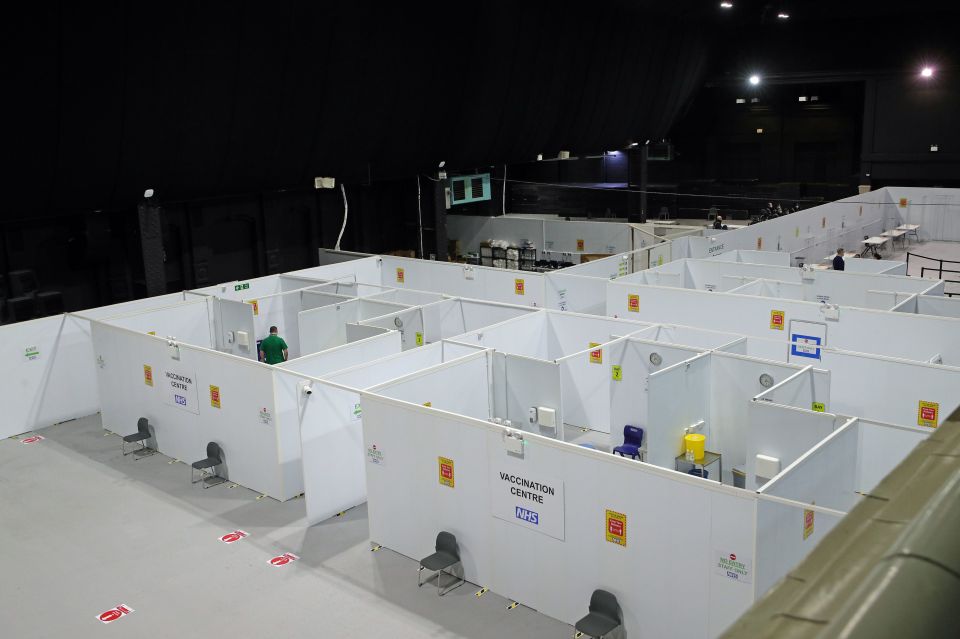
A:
[515,507,539,525]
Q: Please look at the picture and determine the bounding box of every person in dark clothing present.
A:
[832,248,845,271]
[713,215,724,230]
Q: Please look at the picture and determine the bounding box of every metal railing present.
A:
[907,252,960,297]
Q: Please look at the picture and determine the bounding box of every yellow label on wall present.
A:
[396,267,405,283]
[770,310,785,330]
[627,294,640,312]
[899,197,908,208]
[605,509,627,546]
[811,402,825,412]
[821,216,826,228]
[210,385,221,409]
[756,237,763,250]
[143,365,153,386]
[589,342,602,364]
[576,238,585,251]
[415,332,424,346]
[918,400,939,428]
[514,279,525,295]
[803,508,815,540]
[423,401,432,407]
[438,456,455,488]
[657,255,664,266]
[249,300,259,316]
[147,331,156,336]
[794,227,799,238]
[611,365,622,381]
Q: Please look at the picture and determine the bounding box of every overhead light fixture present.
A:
[607,150,619,155]
[931,144,939,152]
[720,1,733,8]
[628,142,639,147]
[756,128,764,134]
[777,12,790,19]
[438,160,446,168]
[750,97,760,103]
[921,66,934,78]
[810,95,819,101]
[798,96,808,102]
[749,74,761,86]
[143,188,155,198]
[736,98,746,104]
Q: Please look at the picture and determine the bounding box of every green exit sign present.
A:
[234,282,250,292]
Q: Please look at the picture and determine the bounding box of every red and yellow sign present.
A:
[438,456,455,488]
[627,294,640,313]
[917,400,939,428]
[605,509,627,546]
[770,310,785,330]
[803,508,815,540]
[576,239,585,252]
[249,300,259,316]
[210,385,221,409]
[589,342,603,364]
[143,365,153,387]
[514,279,525,295]
[899,197,909,208]
[756,237,763,250]
[396,267,405,283]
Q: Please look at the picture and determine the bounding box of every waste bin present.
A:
[732,466,746,489]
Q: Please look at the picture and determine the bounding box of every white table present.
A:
[897,224,920,243]
[881,229,907,249]
[861,236,889,257]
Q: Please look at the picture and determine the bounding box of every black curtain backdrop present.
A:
[7,1,711,219]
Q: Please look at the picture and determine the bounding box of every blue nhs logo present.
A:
[515,507,539,525]
[175,395,187,406]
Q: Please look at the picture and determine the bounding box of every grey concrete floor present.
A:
[0,414,574,638]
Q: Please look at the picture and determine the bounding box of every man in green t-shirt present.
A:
[259,326,288,365]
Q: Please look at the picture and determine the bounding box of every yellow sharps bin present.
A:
[684,433,706,461]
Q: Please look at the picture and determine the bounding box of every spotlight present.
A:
[777,12,789,19]
[749,74,761,86]
[720,2,733,8]
[756,128,764,134]
[921,67,934,78]
[930,144,939,152]
[736,98,746,104]
[798,96,808,102]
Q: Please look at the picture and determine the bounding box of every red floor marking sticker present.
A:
[21,435,45,444]
[219,530,249,544]
[268,552,299,567]
[96,604,134,624]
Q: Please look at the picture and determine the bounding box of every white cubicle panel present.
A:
[99,299,214,348]
[365,288,446,306]
[856,419,929,492]
[917,294,960,318]
[450,312,549,359]
[496,354,564,438]
[276,331,401,379]
[544,271,609,315]
[362,397,757,639]
[645,353,711,470]
[421,298,536,342]
[360,307,424,350]
[298,299,360,355]
[545,311,650,359]
[301,290,354,312]
[753,366,832,413]
[887,186,960,241]
[285,255,383,285]
[91,321,293,500]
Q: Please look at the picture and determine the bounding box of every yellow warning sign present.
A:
[415,332,424,346]
[589,342,602,364]
[249,300,259,316]
[770,310,785,330]
[143,365,154,387]
[210,385,221,409]
[803,508,815,540]
[899,197,908,208]
[605,509,627,546]
[811,402,825,412]
[576,239,585,251]
[627,294,640,312]
[396,267,405,283]
[917,400,939,428]
[438,456,455,488]
[515,279,525,295]
[612,365,622,381]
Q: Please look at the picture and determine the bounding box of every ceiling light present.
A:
[798,96,808,102]
[749,74,761,85]
[736,98,746,104]
[921,67,934,78]
[756,128,764,134]
[777,12,790,19]
[720,2,733,8]
[930,144,939,152]
[810,95,819,101]
[750,97,760,103]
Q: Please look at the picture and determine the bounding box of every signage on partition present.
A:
[589,342,602,364]
[605,509,627,547]
[209,385,221,409]
[714,549,752,584]
[917,401,939,428]
[24,346,40,362]
[769,310,785,330]
[790,334,821,359]
[21,435,44,444]
[396,267,405,284]
[515,279,525,295]
[415,332,424,346]
[162,367,200,414]
[611,365,622,381]
[803,508,815,540]
[268,552,299,567]
[351,402,362,421]
[143,365,154,387]
[96,604,134,624]
[899,197,908,208]
[234,282,250,292]
[811,402,825,412]
[366,444,384,466]
[490,461,565,540]
[627,294,640,313]
[576,238,585,252]
[438,456,455,488]
[259,407,273,425]
[249,299,259,316]
[756,237,763,250]
[219,530,249,544]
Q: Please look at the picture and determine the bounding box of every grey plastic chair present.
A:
[418,531,464,596]
[574,589,622,638]
[122,418,156,458]
[191,442,226,488]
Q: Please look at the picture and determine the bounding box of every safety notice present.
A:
[438,456,455,488]
[605,510,627,546]
[917,401,939,428]
[96,604,134,624]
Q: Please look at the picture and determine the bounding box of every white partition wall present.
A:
[90,321,295,500]
[362,397,758,639]
[101,299,214,348]
[645,353,711,469]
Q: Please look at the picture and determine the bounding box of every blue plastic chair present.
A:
[688,467,709,480]
[613,426,644,460]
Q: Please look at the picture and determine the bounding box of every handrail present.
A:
[919,266,960,297]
